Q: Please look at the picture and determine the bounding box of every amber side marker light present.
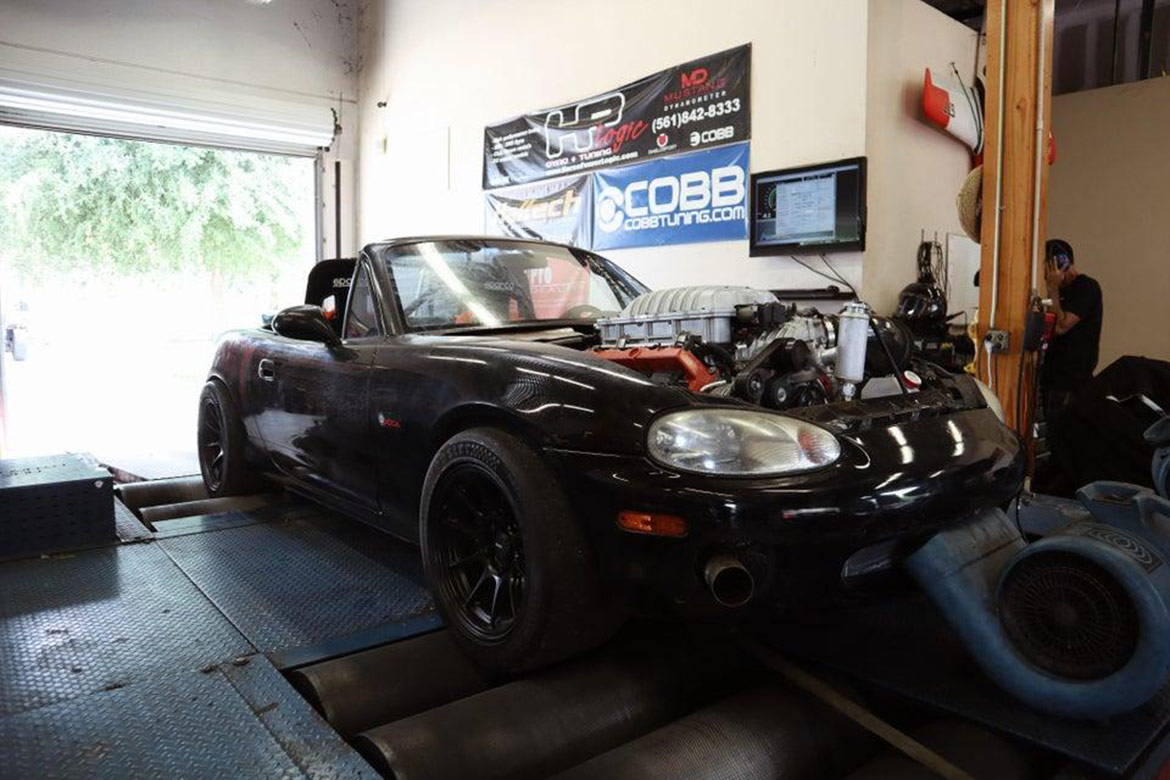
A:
[617,510,688,538]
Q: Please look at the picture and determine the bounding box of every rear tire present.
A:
[420,428,622,676]
[198,380,262,496]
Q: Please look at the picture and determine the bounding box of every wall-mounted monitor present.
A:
[750,157,866,255]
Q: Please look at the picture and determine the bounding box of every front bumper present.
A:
[547,406,1025,616]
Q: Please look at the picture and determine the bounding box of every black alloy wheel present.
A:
[420,427,623,675]
[431,464,526,642]
[197,379,261,497]
[199,396,227,493]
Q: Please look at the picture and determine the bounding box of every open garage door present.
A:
[0,52,333,473]
[0,132,320,476]
[0,69,335,157]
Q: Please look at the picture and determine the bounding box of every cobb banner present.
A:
[483,44,751,190]
[591,142,749,251]
[483,174,592,247]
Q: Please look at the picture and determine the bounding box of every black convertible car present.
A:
[199,236,1023,673]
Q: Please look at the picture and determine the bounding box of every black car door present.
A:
[367,335,428,540]
[258,261,383,515]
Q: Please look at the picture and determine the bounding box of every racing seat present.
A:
[306,258,356,339]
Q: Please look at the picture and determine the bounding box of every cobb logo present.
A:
[596,164,746,233]
[689,125,736,147]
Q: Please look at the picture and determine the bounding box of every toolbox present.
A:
[0,453,115,560]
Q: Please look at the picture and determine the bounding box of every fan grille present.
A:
[999,551,1140,680]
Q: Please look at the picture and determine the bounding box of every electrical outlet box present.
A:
[986,330,1010,353]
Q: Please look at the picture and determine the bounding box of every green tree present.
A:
[0,128,307,280]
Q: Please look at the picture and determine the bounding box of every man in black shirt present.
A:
[1043,238,1103,426]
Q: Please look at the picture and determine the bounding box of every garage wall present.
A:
[863,0,979,315]
[1048,75,1170,369]
[0,0,360,256]
[357,0,870,293]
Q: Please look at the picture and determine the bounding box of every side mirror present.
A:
[272,305,341,347]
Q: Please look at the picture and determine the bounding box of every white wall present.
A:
[1048,75,1170,369]
[0,0,979,296]
[0,0,361,256]
[864,0,979,314]
[358,0,870,293]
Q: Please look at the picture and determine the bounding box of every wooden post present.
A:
[978,0,1055,439]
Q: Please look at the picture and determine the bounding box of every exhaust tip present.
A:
[705,554,755,608]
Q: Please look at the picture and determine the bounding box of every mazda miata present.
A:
[199,236,1023,673]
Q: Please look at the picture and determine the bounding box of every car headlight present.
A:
[973,378,1005,422]
[647,408,841,476]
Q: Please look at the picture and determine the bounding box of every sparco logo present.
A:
[596,165,745,233]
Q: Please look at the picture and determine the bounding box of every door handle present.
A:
[258,358,276,382]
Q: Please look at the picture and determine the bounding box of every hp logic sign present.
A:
[592,142,749,250]
[483,45,750,189]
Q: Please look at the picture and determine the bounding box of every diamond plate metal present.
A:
[159,511,434,654]
[0,543,253,717]
[0,453,111,489]
[223,656,376,778]
[151,503,319,540]
[113,500,152,544]
[0,667,304,779]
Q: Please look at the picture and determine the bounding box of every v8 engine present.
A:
[592,285,914,409]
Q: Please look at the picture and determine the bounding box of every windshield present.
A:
[380,239,647,331]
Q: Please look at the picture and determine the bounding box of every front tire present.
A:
[420,428,621,676]
[198,380,261,496]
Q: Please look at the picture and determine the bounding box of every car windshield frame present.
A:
[372,238,648,334]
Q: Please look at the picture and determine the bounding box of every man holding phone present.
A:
[1043,238,1103,427]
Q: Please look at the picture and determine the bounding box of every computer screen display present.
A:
[750,157,866,255]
